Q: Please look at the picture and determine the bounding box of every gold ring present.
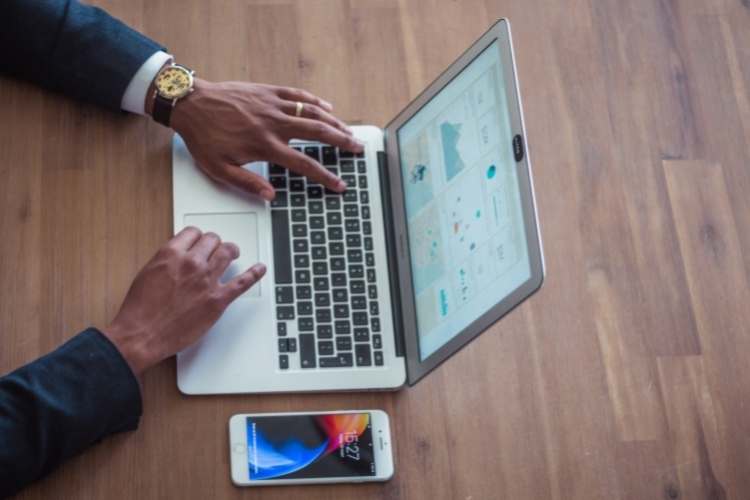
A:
[295,101,304,117]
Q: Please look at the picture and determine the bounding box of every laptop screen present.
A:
[396,40,532,361]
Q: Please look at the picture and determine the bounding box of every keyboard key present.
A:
[312,246,327,260]
[346,234,361,247]
[371,317,381,332]
[309,200,324,214]
[294,254,309,268]
[270,164,285,175]
[363,221,372,235]
[299,317,314,331]
[345,219,360,232]
[370,301,379,315]
[326,166,339,176]
[368,285,378,299]
[318,341,334,356]
[292,224,307,237]
[313,277,329,291]
[340,160,355,172]
[336,337,352,351]
[299,334,316,368]
[327,212,342,225]
[315,293,331,307]
[357,160,366,173]
[304,146,320,162]
[350,265,364,278]
[335,321,351,335]
[374,351,384,366]
[292,146,302,153]
[344,204,358,217]
[339,149,354,158]
[354,328,369,342]
[277,306,295,320]
[326,197,341,210]
[361,191,369,203]
[332,273,347,287]
[352,296,367,310]
[270,176,286,189]
[316,308,332,323]
[342,175,356,188]
[277,322,288,337]
[366,253,375,267]
[271,210,292,284]
[279,354,289,369]
[297,285,312,299]
[270,191,288,208]
[373,334,382,349]
[338,353,353,367]
[311,231,326,245]
[291,193,306,207]
[359,176,368,189]
[356,150,364,158]
[330,242,344,255]
[350,280,365,294]
[310,216,325,229]
[347,249,363,262]
[297,301,313,316]
[278,338,289,353]
[322,146,337,165]
[362,206,371,219]
[293,239,308,253]
[292,209,306,222]
[317,324,333,339]
[328,227,343,240]
[276,286,293,304]
[355,344,371,366]
[334,304,349,318]
[288,338,297,352]
[295,269,311,283]
[333,288,348,302]
[313,261,328,275]
[290,179,305,191]
[343,190,357,202]
[353,311,368,326]
[307,186,324,198]
[331,257,345,271]
[364,237,373,251]
[367,269,376,282]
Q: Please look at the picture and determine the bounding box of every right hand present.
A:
[101,227,266,376]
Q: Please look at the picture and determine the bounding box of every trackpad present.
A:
[183,212,261,299]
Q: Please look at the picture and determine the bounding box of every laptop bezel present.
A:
[382,19,545,385]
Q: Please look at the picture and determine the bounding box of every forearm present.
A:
[0,0,164,111]
[0,328,142,497]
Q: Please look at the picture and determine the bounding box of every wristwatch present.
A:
[151,62,195,127]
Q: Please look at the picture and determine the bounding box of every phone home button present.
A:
[232,443,246,454]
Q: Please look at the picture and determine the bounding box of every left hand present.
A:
[170,78,364,201]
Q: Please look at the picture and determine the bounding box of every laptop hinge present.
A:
[377,150,406,358]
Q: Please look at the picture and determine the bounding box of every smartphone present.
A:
[228,410,394,486]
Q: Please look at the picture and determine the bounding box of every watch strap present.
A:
[152,93,174,127]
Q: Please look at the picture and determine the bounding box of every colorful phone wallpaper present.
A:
[246,413,376,480]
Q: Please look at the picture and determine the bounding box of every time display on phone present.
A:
[246,413,376,480]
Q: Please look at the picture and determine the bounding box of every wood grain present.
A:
[1,1,749,499]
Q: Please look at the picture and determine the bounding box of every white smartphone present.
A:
[228,409,394,486]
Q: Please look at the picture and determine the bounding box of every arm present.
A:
[0,228,265,496]
[0,0,163,111]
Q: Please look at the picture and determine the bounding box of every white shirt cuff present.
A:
[121,51,174,115]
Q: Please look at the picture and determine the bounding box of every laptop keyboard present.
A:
[270,144,385,371]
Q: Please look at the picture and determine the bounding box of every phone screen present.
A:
[245,412,376,481]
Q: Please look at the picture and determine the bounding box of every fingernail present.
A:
[252,263,267,276]
[322,100,333,111]
[336,180,347,192]
[260,189,275,201]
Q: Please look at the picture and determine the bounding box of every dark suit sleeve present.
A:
[0,0,165,111]
[0,328,142,498]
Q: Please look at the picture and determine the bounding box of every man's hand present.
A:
[170,79,364,201]
[102,227,266,376]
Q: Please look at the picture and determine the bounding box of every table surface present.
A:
[2,1,750,499]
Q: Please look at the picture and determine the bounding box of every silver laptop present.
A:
[172,19,544,394]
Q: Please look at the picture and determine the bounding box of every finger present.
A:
[287,117,364,153]
[222,263,267,301]
[272,144,346,193]
[208,242,240,279]
[190,232,222,261]
[169,226,203,251]
[213,163,275,201]
[279,101,352,135]
[276,87,333,112]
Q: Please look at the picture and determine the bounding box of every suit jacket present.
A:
[0,1,163,496]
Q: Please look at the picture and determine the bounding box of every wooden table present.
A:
[2,1,750,498]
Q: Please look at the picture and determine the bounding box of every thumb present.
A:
[223,263,267,302]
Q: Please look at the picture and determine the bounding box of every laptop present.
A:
[172,19,545,394]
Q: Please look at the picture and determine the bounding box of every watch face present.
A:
[156,66,193,99]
